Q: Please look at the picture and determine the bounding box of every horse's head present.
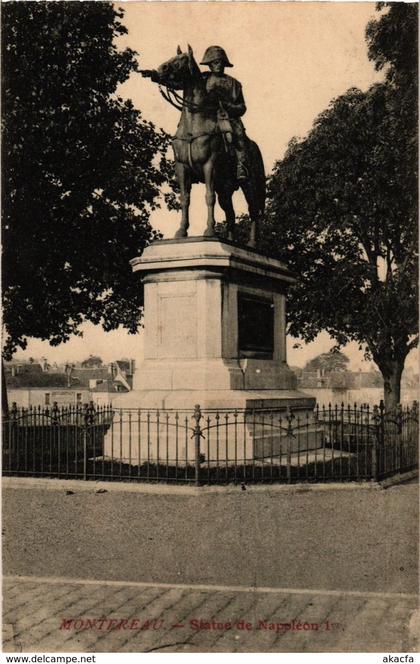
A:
[156,45,200,89]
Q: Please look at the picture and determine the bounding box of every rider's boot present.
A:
[236,149,249,181]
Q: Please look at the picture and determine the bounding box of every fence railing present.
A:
[2,401,418,485]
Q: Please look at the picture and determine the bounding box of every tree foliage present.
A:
[81,355,103,368]
[366,2,417,91]
[2,1,174,359]
[304,351,349,374]
[260,3,417,409]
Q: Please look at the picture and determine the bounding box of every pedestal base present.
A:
[135,358,299,392]
[106,387,315,411]
[103,388,317,464]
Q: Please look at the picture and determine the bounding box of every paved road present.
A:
[2,480,418,652]
[3,576,418,652]
[2,482,418,593]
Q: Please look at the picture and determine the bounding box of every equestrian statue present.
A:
[141,45,265,247]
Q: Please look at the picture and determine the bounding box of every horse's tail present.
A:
[247,139,266,215]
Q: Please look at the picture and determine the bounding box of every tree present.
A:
[260,4,417,411]
[2,1,175,361]
[304,351,349,374]
[81,355,103,368]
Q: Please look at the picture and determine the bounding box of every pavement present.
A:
[3,576,419,652]
[2,478,419,652]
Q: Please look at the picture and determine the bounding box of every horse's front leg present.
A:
[174,161,191,238]
[249,218,258,248]
[241,181,259,248]
[202,158,216,237]
[217,186,236,241]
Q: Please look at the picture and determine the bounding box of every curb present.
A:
[378,469,418,489]
[2,470,417,496]
[5,573,419,601]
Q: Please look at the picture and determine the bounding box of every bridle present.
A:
[157,59,226,175]
[158,84,202,113]
[157,57,204,113]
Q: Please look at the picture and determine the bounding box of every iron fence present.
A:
[2,401,418,485]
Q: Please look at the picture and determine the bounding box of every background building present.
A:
[4,358,135,408]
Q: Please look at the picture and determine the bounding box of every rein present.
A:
[158,84,228,142]
[158,85,202,113]
[158,79,228,176]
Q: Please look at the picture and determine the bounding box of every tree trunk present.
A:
[381,360,404,414]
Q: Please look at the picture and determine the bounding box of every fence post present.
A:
[52,401,59,425]
[285,407,295,484]
[193,404,203,487]
[412,401,419,471]
[378,400,385,445]
[396,404,403,472]
[82,403,92,481]
[372,405,381,481]
[7,402,18,471]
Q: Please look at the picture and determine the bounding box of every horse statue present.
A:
[142,45,265,247]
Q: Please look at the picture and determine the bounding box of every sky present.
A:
[12,1,418,373]
[116,1,385,235]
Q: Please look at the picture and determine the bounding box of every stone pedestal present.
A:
[104,237,316,462]
[131,237,313,408]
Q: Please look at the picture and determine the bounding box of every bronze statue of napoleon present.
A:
[142,45,265,247]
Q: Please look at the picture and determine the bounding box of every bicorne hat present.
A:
[200,46,233,67]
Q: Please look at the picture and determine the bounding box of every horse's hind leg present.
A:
[202,158,217,237]
[217,187,236,241]
[249,216,258,248]
[241,181,259,248]
[174,162,191,238]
